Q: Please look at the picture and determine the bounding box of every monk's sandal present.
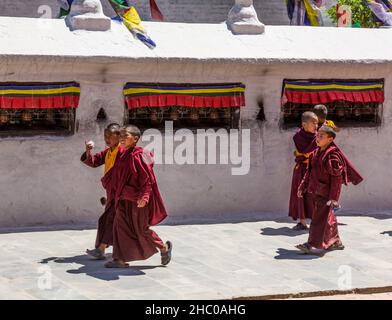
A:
[327,242,345,251]
[86,248,106,260]
[161,241,173,266]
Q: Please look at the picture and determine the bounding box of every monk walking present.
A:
[288,111,318,230]
[81,123,122,260]
[296,125,363,256]
[105,125,172,268]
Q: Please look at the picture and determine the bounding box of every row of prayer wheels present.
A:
[131,107,232,121]
[283,105,376,118]
[0,109,57,125]
[128,107,234,128]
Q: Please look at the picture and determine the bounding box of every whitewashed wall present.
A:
[0,56,390,227]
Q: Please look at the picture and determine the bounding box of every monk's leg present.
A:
[94,200,116,252]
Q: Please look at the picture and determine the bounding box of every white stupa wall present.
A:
[1,18,392,227]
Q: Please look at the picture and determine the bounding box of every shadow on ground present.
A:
[260,226,309,237]
[39,255,165,281]
[274,248,322,260]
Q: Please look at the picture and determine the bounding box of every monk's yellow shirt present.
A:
[104,145,119,174]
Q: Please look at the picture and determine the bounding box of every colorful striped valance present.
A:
[124,83,246,109]
[283,80,385,105]
[0,82,80,109]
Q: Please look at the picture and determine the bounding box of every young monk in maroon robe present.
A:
[313,104,340,132]
[288,111,318,230]
[104,125,172,268]
[81,123,122,260]
[296,125,363,256]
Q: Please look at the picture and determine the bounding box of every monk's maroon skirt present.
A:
[288,162,314,221]
[308,195,341,250]
[112,199,165,262]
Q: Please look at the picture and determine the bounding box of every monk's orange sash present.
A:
[294,149,311,169]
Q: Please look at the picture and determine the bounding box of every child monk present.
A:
[313,104,340,132]
[296,125,363,256]
[104,125,172,268]
[81,123,122,260]
[288,111,318,230]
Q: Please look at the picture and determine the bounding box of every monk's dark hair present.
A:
[301,111,318,123]
[105,123,121,134]
[313,104,328,118]
[319,125,336,139]
[121,125,141,140]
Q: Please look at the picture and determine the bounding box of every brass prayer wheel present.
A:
[21,111,33,123]
[0,112,9,125]
[336,108,345,118]
[170,109,180,121]
[190,110,199,121]
[353,107,361,117]
[150,110,158,121]
[46,109,55,124]
[209,109,219,120]
[222,108,231,118]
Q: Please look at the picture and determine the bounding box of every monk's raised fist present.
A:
[85,140,94,152]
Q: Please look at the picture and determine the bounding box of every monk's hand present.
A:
[85,140,94,153]
[327,200,339,208]
[137,199,147,208]
[297,190,303,198]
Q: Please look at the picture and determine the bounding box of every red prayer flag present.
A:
[149,0,164,21]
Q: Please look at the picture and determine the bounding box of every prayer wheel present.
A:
[336,108,345,118]
[22,111,33,123]
[190,110,199,121]
[344,106,351,117]
[170,109,180,121]
[222,108,231,119]
[209,109,219,120]
[353,107,361,118]
[0,111,9,125]
[46,109,56,124]
[189,109,200,126]
[150,110,161,126]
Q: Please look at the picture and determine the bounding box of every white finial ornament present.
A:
[65,0,111,31]
[227,0,265,35]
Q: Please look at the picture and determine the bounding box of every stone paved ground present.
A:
[0,214,391,300]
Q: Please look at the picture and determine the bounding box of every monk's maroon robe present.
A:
[299,143,363,249]
[112,146,168,262]
[288,128,317,221]
[81,147,123,248]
